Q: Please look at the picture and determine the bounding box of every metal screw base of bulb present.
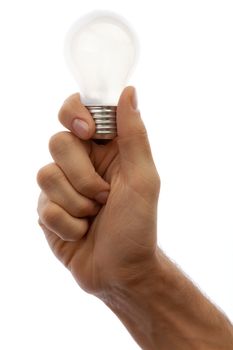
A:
[86,106,117,140]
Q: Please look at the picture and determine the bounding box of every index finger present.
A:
[49,131,110,202]
[58,93,96,140]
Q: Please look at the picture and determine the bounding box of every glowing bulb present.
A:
[64,11,139,139]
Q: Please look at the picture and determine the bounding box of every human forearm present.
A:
[101,248,233,350]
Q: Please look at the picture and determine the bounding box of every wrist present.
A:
[101,260,158,306]
[96,251,161,349]
[97,248,233,350]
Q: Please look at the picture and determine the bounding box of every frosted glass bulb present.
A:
[64,11,139,139]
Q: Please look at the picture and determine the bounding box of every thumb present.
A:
[117,86,154,166]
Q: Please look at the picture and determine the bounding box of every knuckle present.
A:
[118,130,151,159]
[79,219,89,235]
[77,202,89,217]
[41,204,61,228]
[49,131,73,157]
[37,192,45,215]
[149,175,161,199]
[77,199,96,217]
[58,93,80,122]
[133,126,148,138]
[129,114,148,138]
[129,167,161,198]
[58,103,70,123]
[37,163,62,189]
[147,168,161,195]
[155,173,161,192]
[78,172,100,194]
[148,178,160,199]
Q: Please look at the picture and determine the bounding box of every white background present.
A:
[0,0,232,349]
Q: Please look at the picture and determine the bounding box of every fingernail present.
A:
[95,191,109,204]
[72,119,89,138]
[131,87,138,110]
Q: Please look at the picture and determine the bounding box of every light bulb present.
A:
[64,11,139,139]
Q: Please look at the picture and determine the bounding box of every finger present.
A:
[38,220,78,269]
[117,86,154,166]
[58,93,96,140]
[37,163,100,217]
[116,86,160,200]
[49,131,110,203]
[38,193,88,242]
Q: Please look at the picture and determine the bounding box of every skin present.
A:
[37,87,233,349]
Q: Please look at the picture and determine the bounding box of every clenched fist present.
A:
[37,86,160,296]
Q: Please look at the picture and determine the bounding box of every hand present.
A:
[37,87,233,350]
[37,87,160,296]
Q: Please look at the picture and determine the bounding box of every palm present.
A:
[46,138,158,293]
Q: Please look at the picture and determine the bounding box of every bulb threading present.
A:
[87,106,117,140]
